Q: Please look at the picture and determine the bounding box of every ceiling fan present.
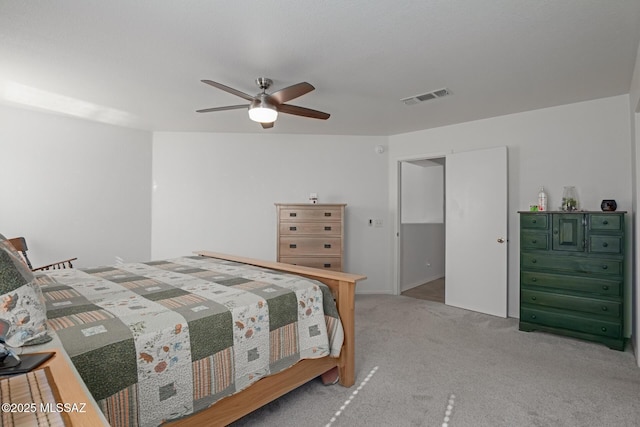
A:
[196,78,330,129]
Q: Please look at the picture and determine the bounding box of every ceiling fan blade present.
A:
[278,104,330,120]
[196,105,248,113]
[201,80,254,101]
[261,122,274,129]
[270,82,315,104]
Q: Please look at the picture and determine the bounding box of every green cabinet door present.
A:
[552,213,584,252]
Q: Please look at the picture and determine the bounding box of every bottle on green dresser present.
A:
[537,187,547,211]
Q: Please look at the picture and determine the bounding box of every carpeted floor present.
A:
[230,294,640,427]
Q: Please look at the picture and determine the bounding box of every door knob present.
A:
[497,238,505,243]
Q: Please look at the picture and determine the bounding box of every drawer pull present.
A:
[601,306,608,311]
[324,212,332,217]
[602,220,609,225]
[602,242,608,247]
[531,259,537,264]
[324,244,332,249]
[602,265,608,270]
[601,327,607,332]
[531,314,537,319]
[289,226,297,231]
[532,219,537,224]
[531,296,537,301]
[324,226,332,231]
[531,239,537,244]
[531,277,537,282]
[324,263,331,268]
[289,212,297,217]
[602,285,609,291]
[289,244,297,249]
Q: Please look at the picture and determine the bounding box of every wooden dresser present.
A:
[275,203,346,271]
[518,211,626,350]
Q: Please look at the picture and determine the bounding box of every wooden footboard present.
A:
[163,251,366,426]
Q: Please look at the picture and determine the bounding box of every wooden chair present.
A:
[7,237,77,272]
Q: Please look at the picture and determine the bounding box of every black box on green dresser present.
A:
[518,211,626,350]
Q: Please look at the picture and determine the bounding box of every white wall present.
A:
[388,95,633,320]
[400,223,445,291]
[151,132,390,293]
[2,92,636,346]
[401,161,444,223]
[628,40,640,365]
[0,105,152,267]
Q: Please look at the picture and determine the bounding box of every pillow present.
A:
[0,233,25,263]
[0,237,51,347]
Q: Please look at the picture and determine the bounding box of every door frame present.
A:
[394,152,448,296]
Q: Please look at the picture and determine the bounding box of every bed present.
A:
[31,250,365,426]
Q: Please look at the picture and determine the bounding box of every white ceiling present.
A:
[1,0,640,136]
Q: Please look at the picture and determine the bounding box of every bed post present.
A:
[336,279,356,386]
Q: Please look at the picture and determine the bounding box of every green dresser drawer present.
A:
[521,214,548,229]
[520,307,621,338]
[521,231,549,250]
[588,235,622,254]
[521,253,622,276]
[589,214,622,231]
[520,271,621,296]
[521,289,621,318]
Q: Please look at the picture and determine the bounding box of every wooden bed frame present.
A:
[162,251,367,427]
[33,252,364,427]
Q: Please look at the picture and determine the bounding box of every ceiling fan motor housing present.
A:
[256,77,273,91]
[251,93,272,108]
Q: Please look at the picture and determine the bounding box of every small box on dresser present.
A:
[276,203,346,271]
[518,211,626,350]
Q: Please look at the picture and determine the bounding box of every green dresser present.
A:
[518,211,626,350]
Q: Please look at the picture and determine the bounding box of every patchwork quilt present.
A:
[39,256,343,427]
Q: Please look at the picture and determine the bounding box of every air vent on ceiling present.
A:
[402,88,451,106]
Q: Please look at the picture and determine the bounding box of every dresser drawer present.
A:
[279,222,342,236]
[520,231,549,250]
[589,214,622,231]
[280,207,342,221]
[279,237,342,256]
[520,214,549,229]
[520,271,621,296]
[588,235,622,254]
[521,289,621,318]
[279,256,342,271]
[521,253,622,276]
[520,307,621,338]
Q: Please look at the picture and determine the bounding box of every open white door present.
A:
[445,146,508,317]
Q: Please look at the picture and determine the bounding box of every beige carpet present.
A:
[231,294,640,427]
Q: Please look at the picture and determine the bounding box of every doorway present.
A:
[398,157,446,303]
[395,147,508,318]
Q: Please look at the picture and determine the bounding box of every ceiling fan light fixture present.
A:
[248,105,278,123]
[248,94,278,123]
